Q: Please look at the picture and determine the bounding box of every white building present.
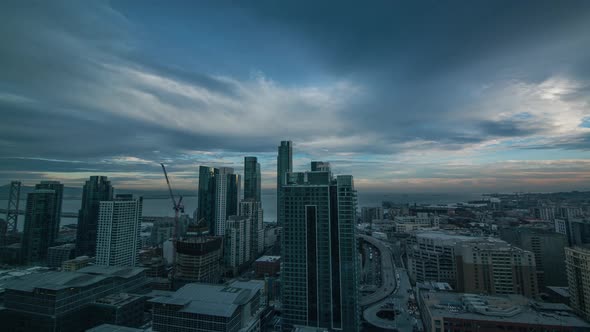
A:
[240,199,264,257]
[96,194,142,267]
[394,212,440,233]
[224,215,251,272]
[214,167,241,236]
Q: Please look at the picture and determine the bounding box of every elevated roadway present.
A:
[358,234,396,307]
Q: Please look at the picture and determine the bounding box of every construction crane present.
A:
[160,163,184,277]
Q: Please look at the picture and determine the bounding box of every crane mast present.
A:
[160,163,184,280]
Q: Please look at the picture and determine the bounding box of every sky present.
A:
[1,0,590,194]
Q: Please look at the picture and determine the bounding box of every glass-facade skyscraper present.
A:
[197,166,241,236]
[277,141,292,225]
[281,170,360,331]
[76,176,113,256]
[34,181,63,244]
[22,189,59,264]
[244,156,261,202]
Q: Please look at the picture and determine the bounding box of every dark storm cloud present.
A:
[0,0,589,190]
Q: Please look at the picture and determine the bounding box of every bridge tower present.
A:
[5,181,21,233]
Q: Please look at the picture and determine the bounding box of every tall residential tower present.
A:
[281,170,360,331]
[96,194,142,267]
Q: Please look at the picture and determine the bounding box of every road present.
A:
[363,267,416,331]
[359,234,396,307]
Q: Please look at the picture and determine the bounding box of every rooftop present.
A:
[256,255,281,263]
[149,280,262,318]
[87,324,145,332]
[77,265,145,278]
[422,292,590,328]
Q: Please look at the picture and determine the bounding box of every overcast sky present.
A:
[1,0,590,193]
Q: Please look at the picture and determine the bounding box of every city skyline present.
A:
[1,1,590,194]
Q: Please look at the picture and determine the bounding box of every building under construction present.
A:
[174,236,223,287]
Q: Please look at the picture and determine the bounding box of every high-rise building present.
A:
[197,166,217,230]
[281,171,359,331]
[76,176,114,256]
[244,156,261,202]
[34,181,64,244]
[224,215,251,273]
[455,240,538,298]
[277,141,292,225]
[21,189,58,264]
[96,194,142,267]
[198,166,241,236]
[565,246,590,321]
[216,168,239,236]
[500,225,568,289]
[240,199,264,258]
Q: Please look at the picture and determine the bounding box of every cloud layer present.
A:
[0,0,589,193]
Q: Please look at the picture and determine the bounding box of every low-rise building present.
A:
[419,292,590,332]
[62,255,93,271]
[47,243,76,268]
[255,255,280,278]
[0,266,148,332]
[150,280,264,332]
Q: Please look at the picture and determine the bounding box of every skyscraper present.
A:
[277,140,292,225]
[34,181,63,244]
[281,171,359,331]
[224,215,251,273]
[96,194,142,267]
[197,166,217,230]
[240,199,264,258]
[244,156,261,202]
[311,161,331,173]
[21,189,58,264]
[198,166,241,236]
[76,176,113,256]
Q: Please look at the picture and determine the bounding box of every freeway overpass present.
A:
[358,234,396,307]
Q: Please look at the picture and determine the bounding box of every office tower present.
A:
[197,166,217,229]
[244,156,261,202]
[96,194,142,267]
[21,189,58,264]
[455,240,538,298]
[310,161,331,172]
[282,171,359,331]
[34,181,64,244]
[566,246,590,321]
[224,215,251,274]
[277,140,292,225]
[500,226,568,288]
[240,199,264,257]
[361,206,384,224]
[175,236,223,284]
[150,280,264,332]
[76,176,114,256]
